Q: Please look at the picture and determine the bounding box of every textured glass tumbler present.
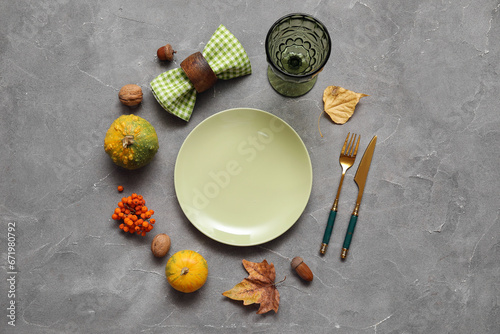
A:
[266,13,331,97]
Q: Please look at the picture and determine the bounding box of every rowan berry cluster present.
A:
[111,193,155,236]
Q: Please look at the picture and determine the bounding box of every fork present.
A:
[320,132,360,255]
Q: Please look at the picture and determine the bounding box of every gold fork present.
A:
[320,132,360,255]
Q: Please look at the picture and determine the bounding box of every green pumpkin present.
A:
[104,115,159,170]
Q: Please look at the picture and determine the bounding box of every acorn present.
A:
[157,44,176,61]
[291,256,313,282]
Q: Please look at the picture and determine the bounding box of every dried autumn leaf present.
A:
[323,86,368,124]
[222,259,280,314]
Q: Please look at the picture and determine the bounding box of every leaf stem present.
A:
[274,276,286,286]
[317,110,324,138]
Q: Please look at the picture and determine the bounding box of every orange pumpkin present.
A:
[165,250,208,293]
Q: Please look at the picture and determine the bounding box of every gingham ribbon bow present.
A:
[150,25,252,121]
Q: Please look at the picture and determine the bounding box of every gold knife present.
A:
[341,135,377,259]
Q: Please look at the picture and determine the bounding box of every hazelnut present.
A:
[157,44,176,61]
[291,256,313,282]
[118,84,143,106]
[151,233,171,258]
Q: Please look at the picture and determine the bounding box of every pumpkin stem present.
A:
[122,135,135,148]
[181,267,189,275]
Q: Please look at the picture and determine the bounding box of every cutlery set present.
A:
[320,133,377,259]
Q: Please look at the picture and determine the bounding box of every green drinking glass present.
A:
[265,13,331,97]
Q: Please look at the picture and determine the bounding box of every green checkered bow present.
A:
[150,25,252,121]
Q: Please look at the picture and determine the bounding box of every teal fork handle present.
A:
[341,214,358,259]
[320,210,337,254]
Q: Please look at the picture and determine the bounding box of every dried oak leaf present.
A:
[222,259,280,314]
[323,86,368,124]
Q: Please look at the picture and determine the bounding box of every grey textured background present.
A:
[1,0,500,333]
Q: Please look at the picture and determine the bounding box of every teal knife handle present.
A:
[341,214,358,259]
[323,210,337,241]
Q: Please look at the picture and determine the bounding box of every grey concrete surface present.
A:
[1,1,500,333]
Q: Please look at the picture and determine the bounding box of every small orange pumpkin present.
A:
[165,250,208,293]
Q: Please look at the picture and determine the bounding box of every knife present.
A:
[341,135,377,259]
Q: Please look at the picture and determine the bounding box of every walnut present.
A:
[151,233,171,258]
[118,84,143,106]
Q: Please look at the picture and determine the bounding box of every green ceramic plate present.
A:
[174,108,312,246]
